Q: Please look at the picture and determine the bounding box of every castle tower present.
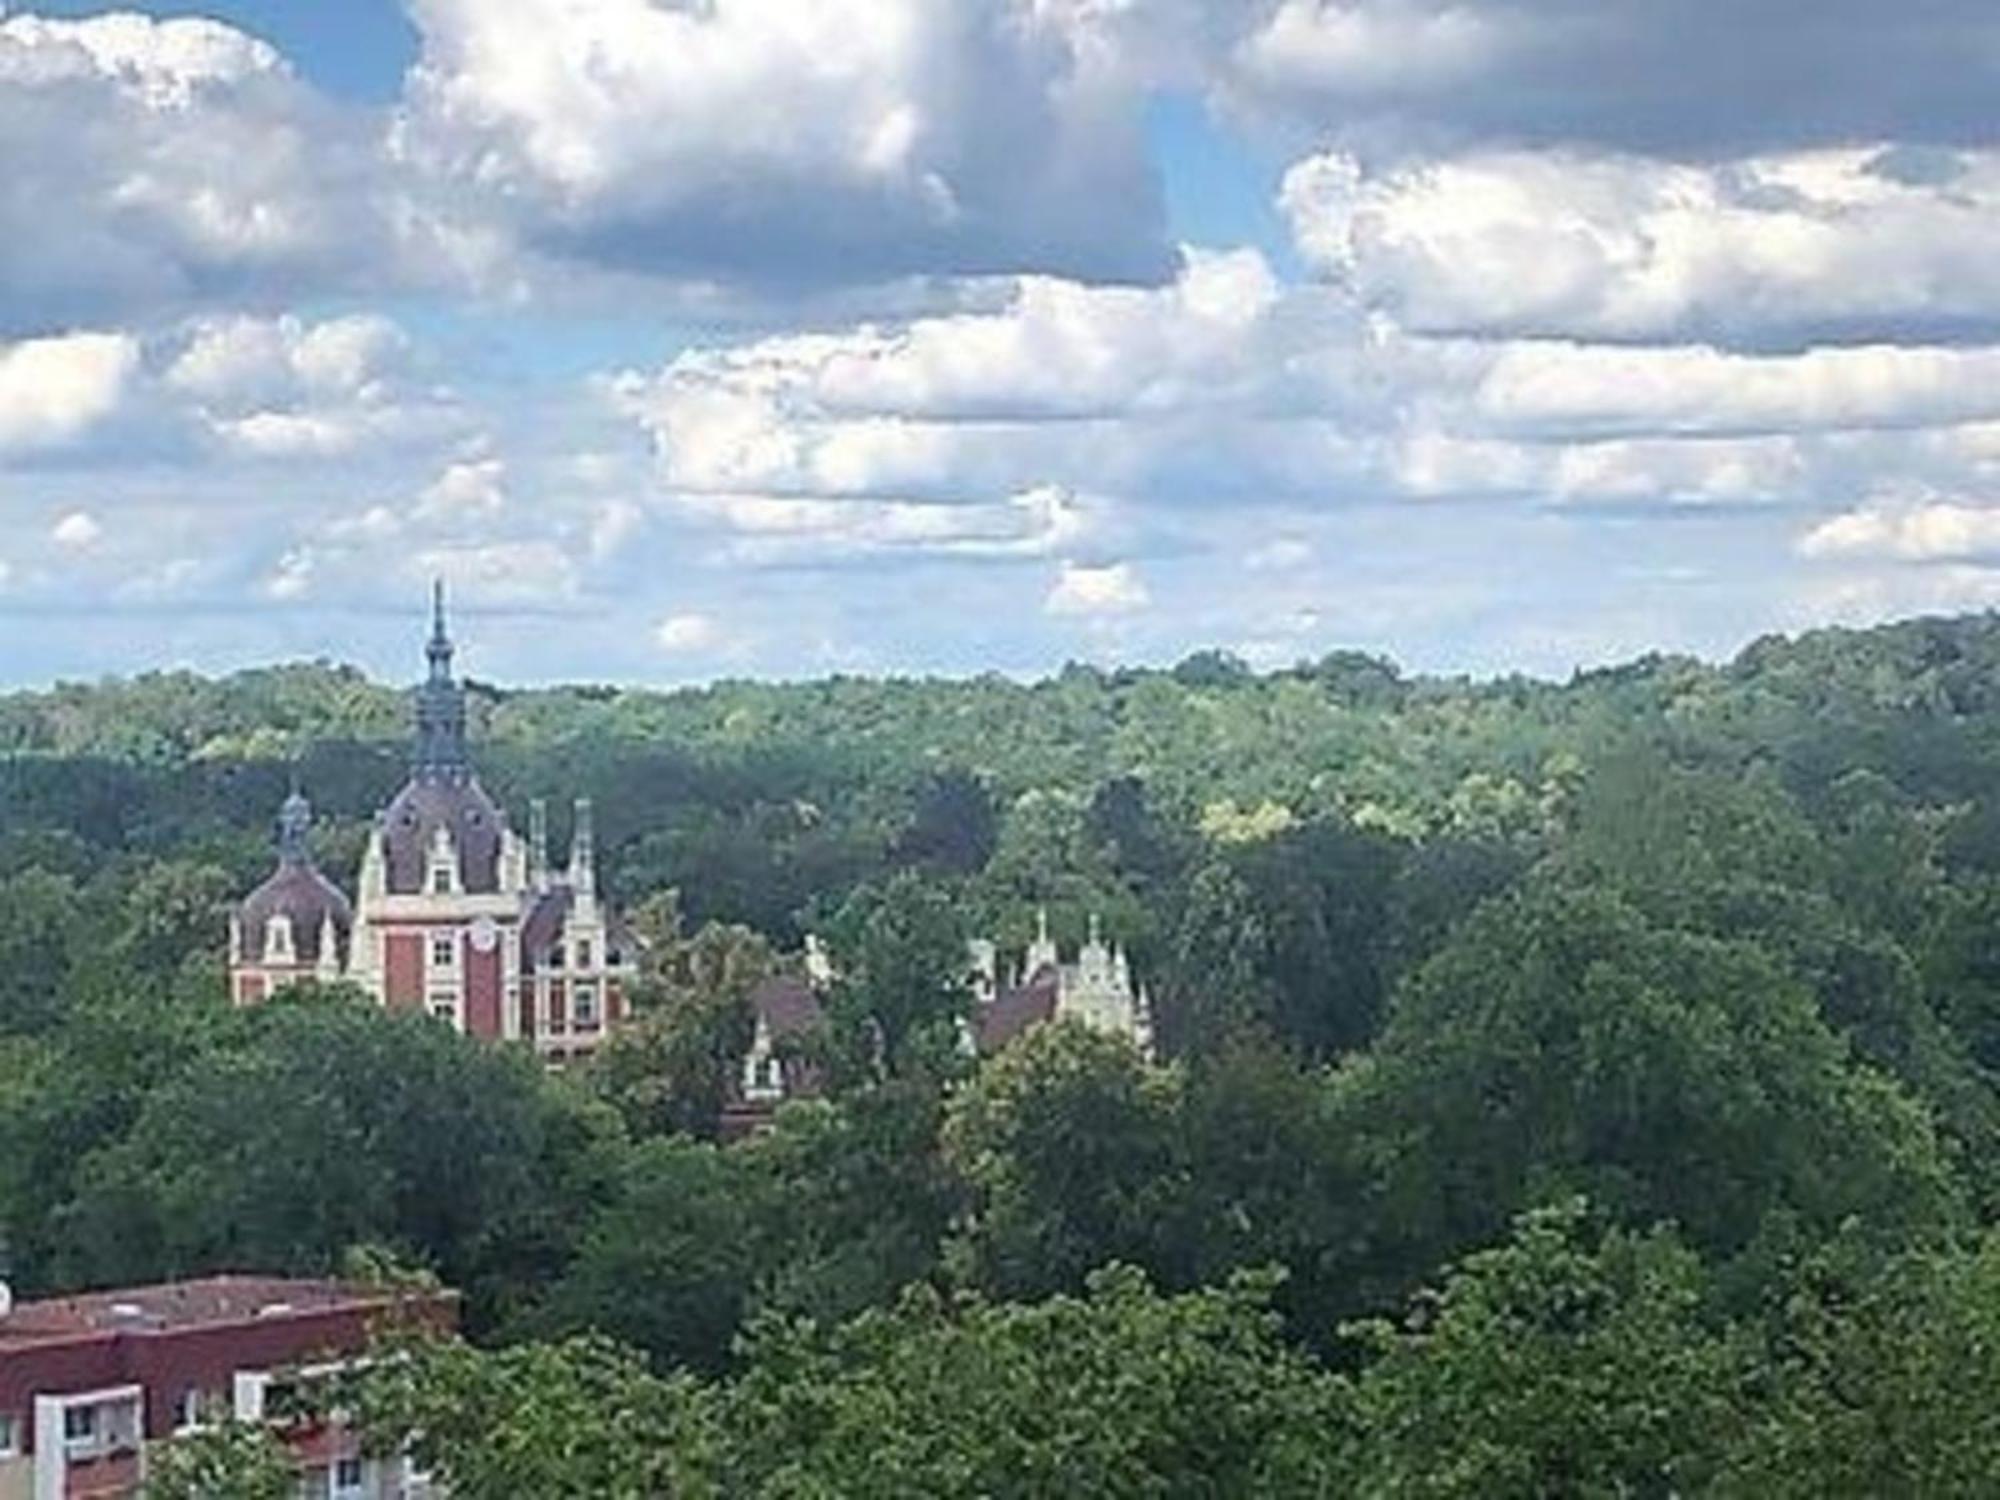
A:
[229,787,353,1006]
[234,587,636,1066]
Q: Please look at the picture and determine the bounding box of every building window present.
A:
[174,1388,207,1433]
[431,865,452,895]
[576,939,593,969]
[549,943,566,969]
[0,1412,17,1458]
[335,1456,365,1494]
[573,983,598,1026]
[431,933,456,968]
[429,992,459,1028]
[63,1403,97,1452]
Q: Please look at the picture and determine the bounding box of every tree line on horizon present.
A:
[9,612,2000,1493]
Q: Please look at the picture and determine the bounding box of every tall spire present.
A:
[412,580,471,781]
[427,577,454,683]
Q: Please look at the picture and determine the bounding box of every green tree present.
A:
[1348,1200,1750,1498]
[821,872,973,1082]
[1347,882,1962,1292]
[594,913,773,1140]
[532,1136,756,1374]
[943,1021,1183,1299]
[51,993,622,1329]
[143,1418,297,1500]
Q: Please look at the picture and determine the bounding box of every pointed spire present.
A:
[412,582,471,781]
[427,577,453,682]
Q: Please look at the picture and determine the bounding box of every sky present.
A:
[5,2,2000,687]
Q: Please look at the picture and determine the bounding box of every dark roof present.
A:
[750,975,824,1038]
[521,886,572,959]
[237,862,352,964]
[974,965,1061,1052]
[379,775,506,894]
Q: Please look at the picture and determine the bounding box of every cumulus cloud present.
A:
[1283,146,2000,344]
[160,312,461,459]
[0,332,137,452]
[1046,559,1150,616]
[1799,495,2000,564]
[50,510,103,549]
[394,0,1172,287]
[0,11,403,333]
[611,249,1361,520]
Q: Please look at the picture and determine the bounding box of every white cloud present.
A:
[167,313,407,406]
[1237,0,1529,99]
[50,511,103,549]
[1046,559,1149,615]
[159,312,460,460]
[417,458,508,521]
[1799,495,2000,563]
[1283,145,2000,343]
[0,332,137,452]
[1471,341,2000,439]
[656,613,722,653]
[0,12,397,331]
[395,0,1172,287]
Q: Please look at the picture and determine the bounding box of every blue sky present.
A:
[4,1,2000,688]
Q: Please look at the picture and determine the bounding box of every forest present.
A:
[11,612,2000,1495]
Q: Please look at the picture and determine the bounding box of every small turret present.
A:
[569,798,597,900]
[529,798,551,893]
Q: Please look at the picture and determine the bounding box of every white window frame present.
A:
[430,932,456,969]
[0,1410,17,1458]
[428,990,460,1028]
[174,1387,207,1434]
[572,982,598,1026]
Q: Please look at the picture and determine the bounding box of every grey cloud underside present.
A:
[1229,0,2000,157]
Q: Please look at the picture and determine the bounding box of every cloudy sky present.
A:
[4,0,2000,686]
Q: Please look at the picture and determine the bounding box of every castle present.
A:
[232,591,1151,1091]
[229,587,634,1065]
[730,911,1153,1126]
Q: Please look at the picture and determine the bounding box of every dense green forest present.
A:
[16,613,2000,1495]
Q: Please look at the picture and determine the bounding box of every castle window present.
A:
[577,939,593,969]
[431,933,456,968]
[550,943,566,969]
[431,866,452,895]
[428,992,459,1028]
[573,983,598,1026]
